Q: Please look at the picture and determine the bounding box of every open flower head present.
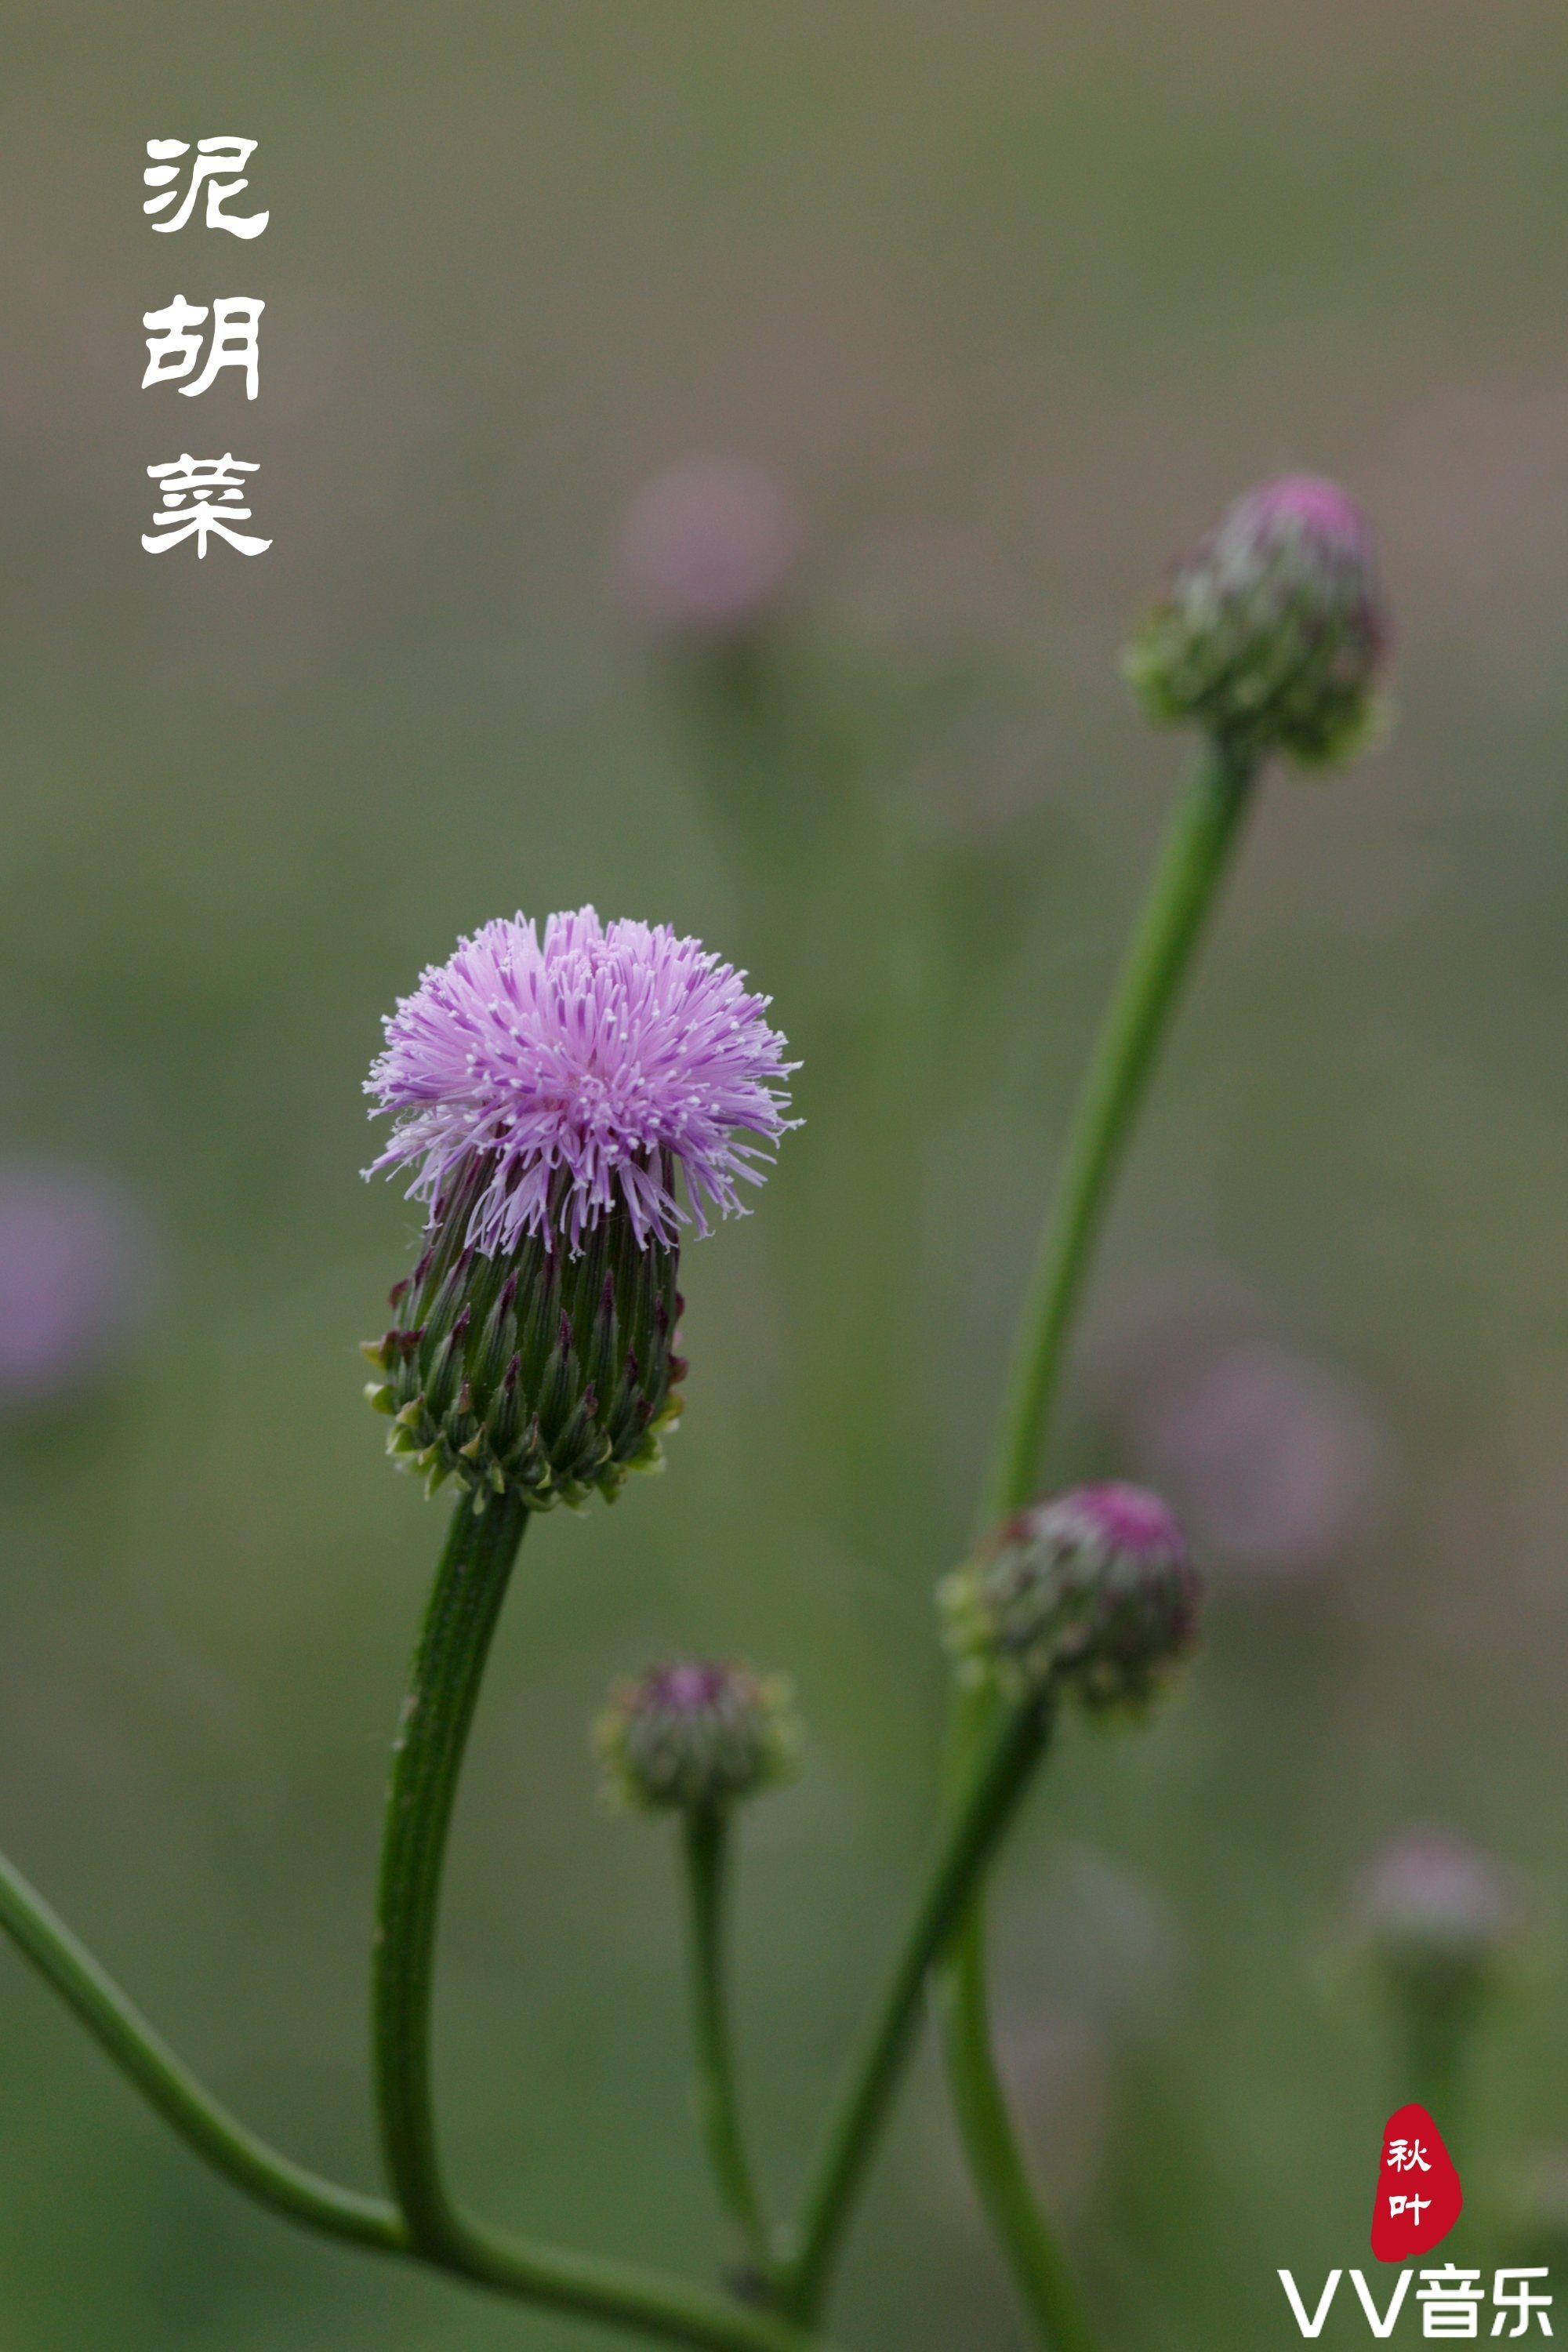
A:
[362,909,794,1512]
[368,906,795,1258]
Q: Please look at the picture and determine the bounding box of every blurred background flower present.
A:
[1341,1826,1530,2138]
[616,461,799,648]
[1098,1282,1389,1579]
[0,1161,163,1414]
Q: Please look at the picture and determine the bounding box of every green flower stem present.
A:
[0,1844,405,2249]
[982,733,1260,1524]
[779,1695,1052,2325]
[0,1835,829,2352]
[938,1686,1097,2352]
[937,1896,1098,2352]
[436,2211,833,2352]
[372,1486,531,2252]
[372,1490,836,2352]
[682,1805,778,2290]
[942,733,1261,2349]
[1400,2001,1467,2154]
[0,1476,843,2352]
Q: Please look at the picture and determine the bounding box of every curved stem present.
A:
[372,1487,530,2250]
[450,2212,823,2352]
[943,734,1261,2348]
[0,1830,833,2352]
[682,1806,777,2290]
[938,1894,1098,2352]
[982,735,1258,1525]
[780,1697,1051,2325]
[0,1845,405,2248]
[372,1491,835,2352]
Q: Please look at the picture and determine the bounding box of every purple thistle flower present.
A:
[361,910,794,1510]
[366,906,797,1258]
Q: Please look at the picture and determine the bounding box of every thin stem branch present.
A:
[982,735,1259,1526]
[0,1845,405,2248]
[938,1899,1099,2352]
[1400,1999,1468,2157]
[682,1806,777,2289]
[448,2213,824,2352]
[943,734,1261,2350]
[780,1697,1051,2325]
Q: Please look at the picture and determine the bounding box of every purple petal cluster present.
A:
[367,907,796,1255]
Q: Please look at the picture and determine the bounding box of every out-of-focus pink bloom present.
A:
[616,461,797,643]
[1016,1846,1190,2039]
[1123,1336,1386,1577]
[1354,1828,1522,1967]
[0,1163,161,1410]
[985,2012,1110,2223]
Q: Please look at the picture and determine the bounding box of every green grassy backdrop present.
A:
[2,2,1568,2342]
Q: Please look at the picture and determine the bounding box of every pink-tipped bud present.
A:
[594,1658,799,1815]
[941,1483,1200,1715]
[616,462,797,645]
[1124,474,1389,766]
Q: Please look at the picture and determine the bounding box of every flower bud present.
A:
[1351,1828,1523,2019]
[941,1483,1200,1714]
[363,908,795,1511]
[1123,474,1388,765]
[594,1659,798,1816]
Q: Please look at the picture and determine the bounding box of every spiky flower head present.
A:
[362,909,795,1512]
[1351,1828,1524,2019]
[942,1483,1200,1715]
[595,1659,799,1815]
[1123,474,1388,766]
[367,906,795,1258]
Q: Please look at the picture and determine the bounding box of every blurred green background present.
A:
[3,0,1568,2343]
